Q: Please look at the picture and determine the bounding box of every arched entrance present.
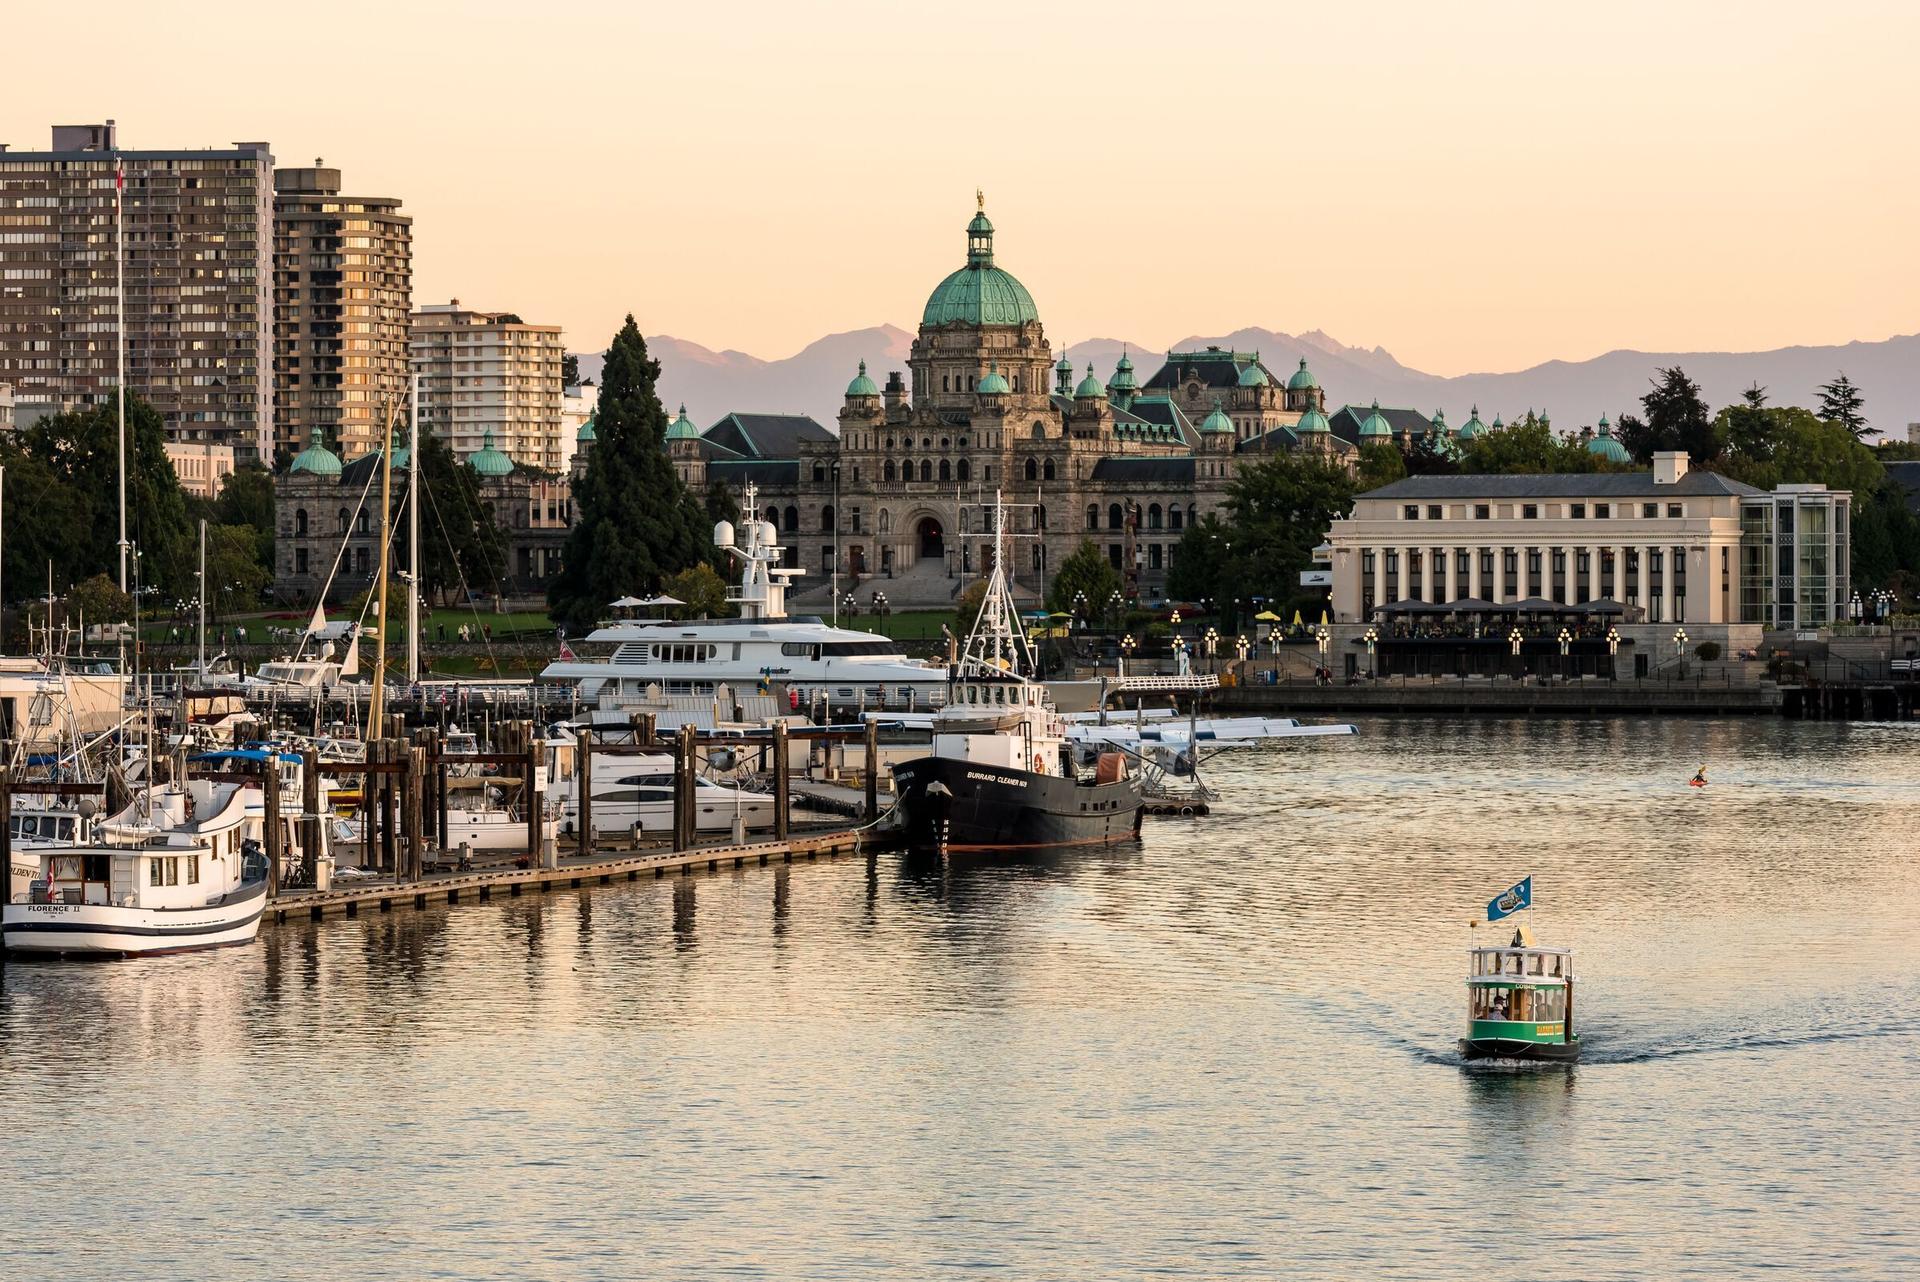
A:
[917,517,944,562]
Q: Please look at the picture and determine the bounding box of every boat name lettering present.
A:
[965,771,1027,787]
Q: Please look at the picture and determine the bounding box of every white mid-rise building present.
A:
[410,301,565,471]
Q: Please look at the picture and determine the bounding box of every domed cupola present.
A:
[845,360,879,399]
[577,412,597,443]
[1074,366,1107,401]
[1238,354,1270,388]
[1295,406,1331,434]
[1287,358,1319,392]
[289,427,342,477]
[1587,412,1630,463]
[1055,350,1075,396]
[467,429,514,477]
[1457,405,1486,440]
[665,404,700,441]
[1109,350,1139,409]
[977,361,1010,396]
[1358,400,1393,439]
[921,196,1041,327]
[1200,395,1235,435]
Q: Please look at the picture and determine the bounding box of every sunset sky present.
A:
[11,0,1917,373]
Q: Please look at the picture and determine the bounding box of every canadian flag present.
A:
[114,158,124,205]
[556,640,576,662]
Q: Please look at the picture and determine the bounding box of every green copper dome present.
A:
[1492,413,1505,429]
[1358,401,1392,438]
[666,404,700,441]
[1295,407,1331,434]
[577,412,597,442]
[977,361,1010,395]
[1588,417,1630,463]
[290,429,341,477]
[1287,358,1319,391]
[922,203,1041,328]
[846,360,879,398]
[388,446,411,470]
[467,429,514,477]
[1238,355,1270,388]
[1074,367,1107,399]
[1110,351,1139,391]
[1457,405,1486,440]
[1200,395,1235,434]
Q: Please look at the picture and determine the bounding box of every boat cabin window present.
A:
[1528,954,1544,976]
[149,856,181,887]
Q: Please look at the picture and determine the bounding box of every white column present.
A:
[1613,544,1626,603]
[1468,544,1483,601]
[1402,544,1414,604]
[1444,546,1459,603]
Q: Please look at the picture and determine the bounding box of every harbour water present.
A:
[3,717,1917,1280]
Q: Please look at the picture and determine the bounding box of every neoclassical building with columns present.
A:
[660,200,1359,605]
[1323,451,1851,647]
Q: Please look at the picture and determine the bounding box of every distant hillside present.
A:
[574,327,1920,441]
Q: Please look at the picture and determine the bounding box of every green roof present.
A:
[666,404,700,441]
[1457,405,1486,439]
[1238,355,1270,388]
[1358,400,1393,438]
[577,412,597,442]
[1074,368,1107,399]
[1587,434,1630,463]
[846,360,879,398]
[978,361,1010,395]
[1200,395,1235,434]
[1110,351,1139,391]
[290,429,341,477]
[1295,407,1331,434]
[467,429,514,476]
[922,204,1040,327]
[1287,358,1319,392]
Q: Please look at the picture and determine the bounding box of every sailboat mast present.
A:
[115,153,127,597]
[406,371,420,684]
[368,398,399,733]
[197,518,207,679]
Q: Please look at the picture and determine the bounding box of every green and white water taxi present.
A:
[1460,925,1580,1064]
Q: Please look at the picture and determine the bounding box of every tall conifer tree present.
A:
[548,316,707,631]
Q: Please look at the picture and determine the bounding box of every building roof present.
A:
[921,204,1040,327]
[289,432,342,477]
[1328,403,1436,446]
[1119,397,1200,447]
[707,458,800,487]
[1360,471,1768,501]
[665,405,701,441]
[846,361,879,398]
[468,430,515,476]
[1236,424,1301,452]
[1287,358,1319,392]
[1139,347,1280,393]
[1088,457,1198,484]
[701,412,834,461]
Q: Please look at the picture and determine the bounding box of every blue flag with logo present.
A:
[1487,877,1531,922]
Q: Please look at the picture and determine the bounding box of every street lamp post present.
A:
[1606,626,1620,681]
[1120,632,1135,678]
[1315,624,1330,684]
[1363,625,1378,678]
[1673,627,1689,676]
[1204,626,1219,675]
[1508,626,1523,678]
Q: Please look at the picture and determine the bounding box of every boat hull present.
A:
[2,880,267,957]
[891,755,1142,854]
[1458,1036,1581,1064]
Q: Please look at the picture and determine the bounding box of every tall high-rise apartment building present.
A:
[410,302,566,471]
[0,121,274,464]
[273,162,411,460]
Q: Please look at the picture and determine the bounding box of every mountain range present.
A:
[574,327,1920,441]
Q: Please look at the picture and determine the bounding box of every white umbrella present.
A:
[609,596,645,608]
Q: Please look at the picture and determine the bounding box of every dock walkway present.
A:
[268,826,879,925]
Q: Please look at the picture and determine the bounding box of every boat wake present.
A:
[1404,1017,1920,1068]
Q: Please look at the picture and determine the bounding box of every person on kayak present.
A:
[1690,765,1709,787]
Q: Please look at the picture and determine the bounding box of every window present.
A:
[1403,505,1419,520]
[820,505,835,533]
[1109,503,1124,530]
[1025,458,1038,481]
[1643,503,1658,518]
[812,464,825,483]
[1043,458,1056,481]
[783,506,798,533]
[294,508,308,537]
[883,460,895,482]
[919,460,931,482]
[1667,503,1683,518]
[957,460,969,482]
[1147,504,1162,529]
[1596,503,1610,518]
[1426,505,1442,520]
[1570,503,1586,519]
[939,459,951,482]
[851,508,863,533]
[1149,544,1163,570]
[1087,504,1099,530]
[1522,505,1538,520]
[1474,504,1490,520]
[1170,507,1184,531]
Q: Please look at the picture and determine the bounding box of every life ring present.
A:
[1033,754,1045,773]
[1178,805,1195,817]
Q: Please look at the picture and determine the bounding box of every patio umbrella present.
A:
[1581,598,1628,615]
[1441,598,1497,613]
[1254,609,1284,622]
[609,596,645,608]
[1511,597,1561,613]
[1289,610,1303,628]
[1319,610,1329,627]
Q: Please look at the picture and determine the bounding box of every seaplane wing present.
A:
[1066,717,1357,748]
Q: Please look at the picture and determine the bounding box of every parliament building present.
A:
[657,201,1404,606]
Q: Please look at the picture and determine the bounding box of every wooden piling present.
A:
[301,748,320,887]
[772,721,790,841]
[675,721,697,850]
[524,734,541,857]
[577,724,594,858]
[863,718,879,822]
[263,761,282,899]
[377,739,397,874]
[0,766,12,893]
[405,746,427,884]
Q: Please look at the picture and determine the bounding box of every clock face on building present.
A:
[1186,382,1202,402]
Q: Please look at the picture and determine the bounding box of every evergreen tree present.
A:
[562,353,580,386]
[412,429,508,606]
[548,316,707,631]
[1641,366,1722,462]
[1046,539,1122,616]
[1818,373,1868,438]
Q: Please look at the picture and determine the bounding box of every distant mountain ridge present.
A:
[574,327,1919,441]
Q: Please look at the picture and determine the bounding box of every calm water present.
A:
[4,718,1918,1281]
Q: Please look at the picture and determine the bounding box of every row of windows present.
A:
[1087,503,1194,532]
[1402,501,1686,521]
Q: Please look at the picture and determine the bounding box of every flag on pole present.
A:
[1486,877,1532,922]
[556,639,576,662]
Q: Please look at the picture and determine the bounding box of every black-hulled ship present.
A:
[892,494,1142,855]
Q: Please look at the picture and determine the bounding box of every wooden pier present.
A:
[264,825,881,925]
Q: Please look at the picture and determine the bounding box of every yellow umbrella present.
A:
[1290,609,1303,627]
[1254,609,1283,622]
[1319,610,1329,627]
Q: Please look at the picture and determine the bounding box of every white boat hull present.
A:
[2,881,267,957]
[562,797,777,838]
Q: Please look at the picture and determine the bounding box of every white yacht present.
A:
[541,484,950,715]
[557,754,776,840]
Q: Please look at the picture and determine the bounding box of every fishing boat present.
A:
[1460,922,1579,1063]
[891,493,1142,855]
[0,758,322,956]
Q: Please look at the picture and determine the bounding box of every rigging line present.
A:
[418,469,502,673]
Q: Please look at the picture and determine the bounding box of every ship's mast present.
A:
[367,398,399,733]
[955,489,1037,681]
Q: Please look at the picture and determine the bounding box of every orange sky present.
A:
[9,0,1918,373]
